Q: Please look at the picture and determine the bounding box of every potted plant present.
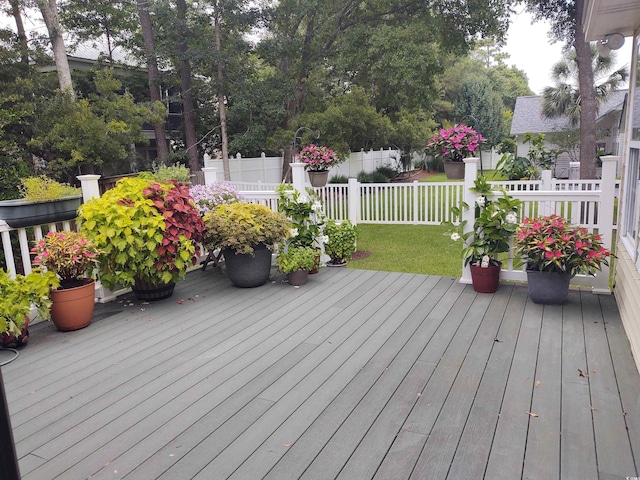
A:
[0,176,82,228]
[276,185,326,272]
[0,269,58,347]
[203,202,291,287]
[324,219,357,266]
[277,245,317,286]
[514,215,612,304]
[31,231,100,331]
[190,182,245,216]
[78,177,206,301]
[297,144,343,187]
[426,124,484,179]
[444,176,522,293]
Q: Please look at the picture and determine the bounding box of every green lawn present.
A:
[348,224,462,277]
[419,169,507,183]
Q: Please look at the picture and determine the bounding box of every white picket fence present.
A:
[1,158,618,296]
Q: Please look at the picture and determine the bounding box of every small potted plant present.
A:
[190,182,245,216]
[514,215,612,304]
[31,231,100,331]
[0,176,82,228]
[277,245,317,286]
[203,202,291,287]
[426,124,484,179]
[0,269,58,347]
[276,185,326,272]
[324,219,357,266]
[78,177,206,300]
[444,176,522,293]
[297,144,343,187]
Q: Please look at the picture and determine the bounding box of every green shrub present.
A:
[329,175,348,184]
[324,219,357,264]
[19,176,80,201]
[277,245,316,273]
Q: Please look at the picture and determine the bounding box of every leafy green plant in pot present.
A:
[443,176,522,293]
[31,231,100,331]
[277,245,316,286]
[0,269,58,347]
[203,202,291,287]
[0,176,82,228]
[324,219,357,266]
[514,215,612,304]
[78,177,206,301]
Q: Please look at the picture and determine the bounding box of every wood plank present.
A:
[446,285,527,479]
[408,286,513,479]
[522,302,563,480]
[484,286,544,479]
[581,291,638,478]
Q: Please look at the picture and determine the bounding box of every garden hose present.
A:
[0,348,19,367]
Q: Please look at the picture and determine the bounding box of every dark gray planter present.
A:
[443,161,464,179]
[287,269,309,286]
[0,196,82,228]
[526,269,572,304]
[223,244,272,288]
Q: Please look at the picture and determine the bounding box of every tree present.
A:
[35,0,74,93]
[542,44,627,125]
[526,0,599,179]
[136,0,169,161]
[455,77,506,147]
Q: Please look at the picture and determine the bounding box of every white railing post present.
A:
[202,167,218,185]
[540,169,553,216]
[413,181,419,224]
[77,174,101,202]
[348,178,359,224]
[291,162,306,193]
[460,157,479,285]
[592,155,618,294]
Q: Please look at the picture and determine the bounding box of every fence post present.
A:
[592,155,618,294]
[413,181,419,224]
[460,157,479,285]
[202,166,218,185]
[77,174,101,202]
[540,169,553,216]
[291,162,306,194]
[348,178,359,224]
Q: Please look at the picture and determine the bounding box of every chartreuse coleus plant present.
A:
[203,202,291,255]
[20,176,80,201]
[78,177,205,288]
[0,269,59,336]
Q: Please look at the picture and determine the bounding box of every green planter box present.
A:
[0,196,82,228]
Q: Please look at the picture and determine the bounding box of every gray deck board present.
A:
[1,267,639,480]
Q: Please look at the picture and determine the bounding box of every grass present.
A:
[348,224,462,277]
[419,169,508,183]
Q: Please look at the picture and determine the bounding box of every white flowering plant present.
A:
[190,183,244,215]
[443,176,522,266]
[276,184,326,248]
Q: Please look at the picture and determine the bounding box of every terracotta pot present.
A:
[132,277,176,301]
[308,170,329,187]
[287,269,309,286]
[50,279,95,331]
[443,161,465,179]
[470,261,501,293]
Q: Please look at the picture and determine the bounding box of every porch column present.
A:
[291,162,306,194]
[77,174,101,202]
[202,167,218,185]
[460,157,479,285]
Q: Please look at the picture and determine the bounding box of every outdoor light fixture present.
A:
[597,33,625,58]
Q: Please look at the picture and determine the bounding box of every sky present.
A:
[1,7,634,97]
[504,8,633,95]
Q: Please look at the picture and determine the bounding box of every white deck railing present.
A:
[2,159,618,296]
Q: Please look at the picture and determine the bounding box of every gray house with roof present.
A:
[510,91,626,178]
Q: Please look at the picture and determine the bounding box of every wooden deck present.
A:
[2,267,639,480]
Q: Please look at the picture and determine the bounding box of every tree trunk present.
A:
[213,2,230,181]
[9,0,29,68]
[136,0,169,161]
[175,0,199,172]
[36,0,74,94]
[574,0,597,179]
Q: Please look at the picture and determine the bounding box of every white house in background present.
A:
[510,91,626,177]
[584,0,640,374]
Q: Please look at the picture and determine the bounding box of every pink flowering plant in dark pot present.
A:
[427,124,484,162]
[297,144,342,171]
[514,215,611,277]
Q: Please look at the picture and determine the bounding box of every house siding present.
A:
[614,242,640,374]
